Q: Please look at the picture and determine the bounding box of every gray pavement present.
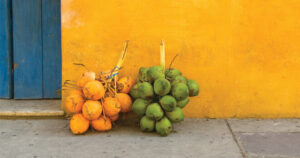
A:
[228,119,300,158]
[0,118,300,158]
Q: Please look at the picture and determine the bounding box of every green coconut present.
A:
[140,116,155,132]
[132,99,149,116]
[173,75,187,84]
[177,97,189,109]
[153,78,171,96]
[165,68,181,81]
[129,82,141,99]
[147,66,165,83]
[171,75,187,87]
[155,117,172,136]
[146,103,164,120]
[187,80,200,97]
[138,67,150,82]
[166,107,184,123]
[159,95,177,112]
[172,83,189,100]
[138,82,154,99]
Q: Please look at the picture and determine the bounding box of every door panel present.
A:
[42,0,62,98]
[12,0,43,99]
[0,0,12,98]
[1,0,61,99]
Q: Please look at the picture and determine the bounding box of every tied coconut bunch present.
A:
[130,40,200,136]
[63,41,134,135]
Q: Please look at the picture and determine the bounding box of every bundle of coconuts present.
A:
[62,41,134,135]
[130,40,200,136]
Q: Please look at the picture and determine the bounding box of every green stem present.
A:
[160,39,166,72]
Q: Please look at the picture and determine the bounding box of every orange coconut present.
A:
[117,76,135,93]
[70,113,90,134]
[109,114,119,122]
[116,93,132,113]
[82,100,102,120]
[77,71,96,88]
[103,97,121,117]
[65,94,85,113]
[91,116,112,131]
[83,80,105,100]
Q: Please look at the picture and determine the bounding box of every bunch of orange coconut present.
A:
[64,41,135,134]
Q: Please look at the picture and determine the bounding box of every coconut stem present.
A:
[160,39,166,72]
[116,40,129,72]
[114,78,117,97]
[107,40,129,82]
[100,98,106,118]
[73,63,89,71]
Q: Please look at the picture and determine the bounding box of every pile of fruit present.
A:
[63,41,134,135]
[130,41,199,136]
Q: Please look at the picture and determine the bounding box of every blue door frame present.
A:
[0,0,61,99]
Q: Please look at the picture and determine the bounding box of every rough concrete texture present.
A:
[0,119,242,158]
[228,119,300,133]
[1,118,300,158]
[236,132,300,158]
[229,119,300,158]
[0,100,64,117]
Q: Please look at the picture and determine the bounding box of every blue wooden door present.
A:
[0,0,61,99]
[0,0,13,98]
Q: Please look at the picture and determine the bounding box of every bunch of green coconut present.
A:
[129,40,200,136]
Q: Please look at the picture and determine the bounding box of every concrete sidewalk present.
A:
[0,118,299,158]
[0,100,64,117]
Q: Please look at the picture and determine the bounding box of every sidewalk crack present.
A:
[225,119,247,158]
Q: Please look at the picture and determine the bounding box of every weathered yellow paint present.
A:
[62,0,300,118]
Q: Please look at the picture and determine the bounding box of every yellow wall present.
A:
[61,0,300,118]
